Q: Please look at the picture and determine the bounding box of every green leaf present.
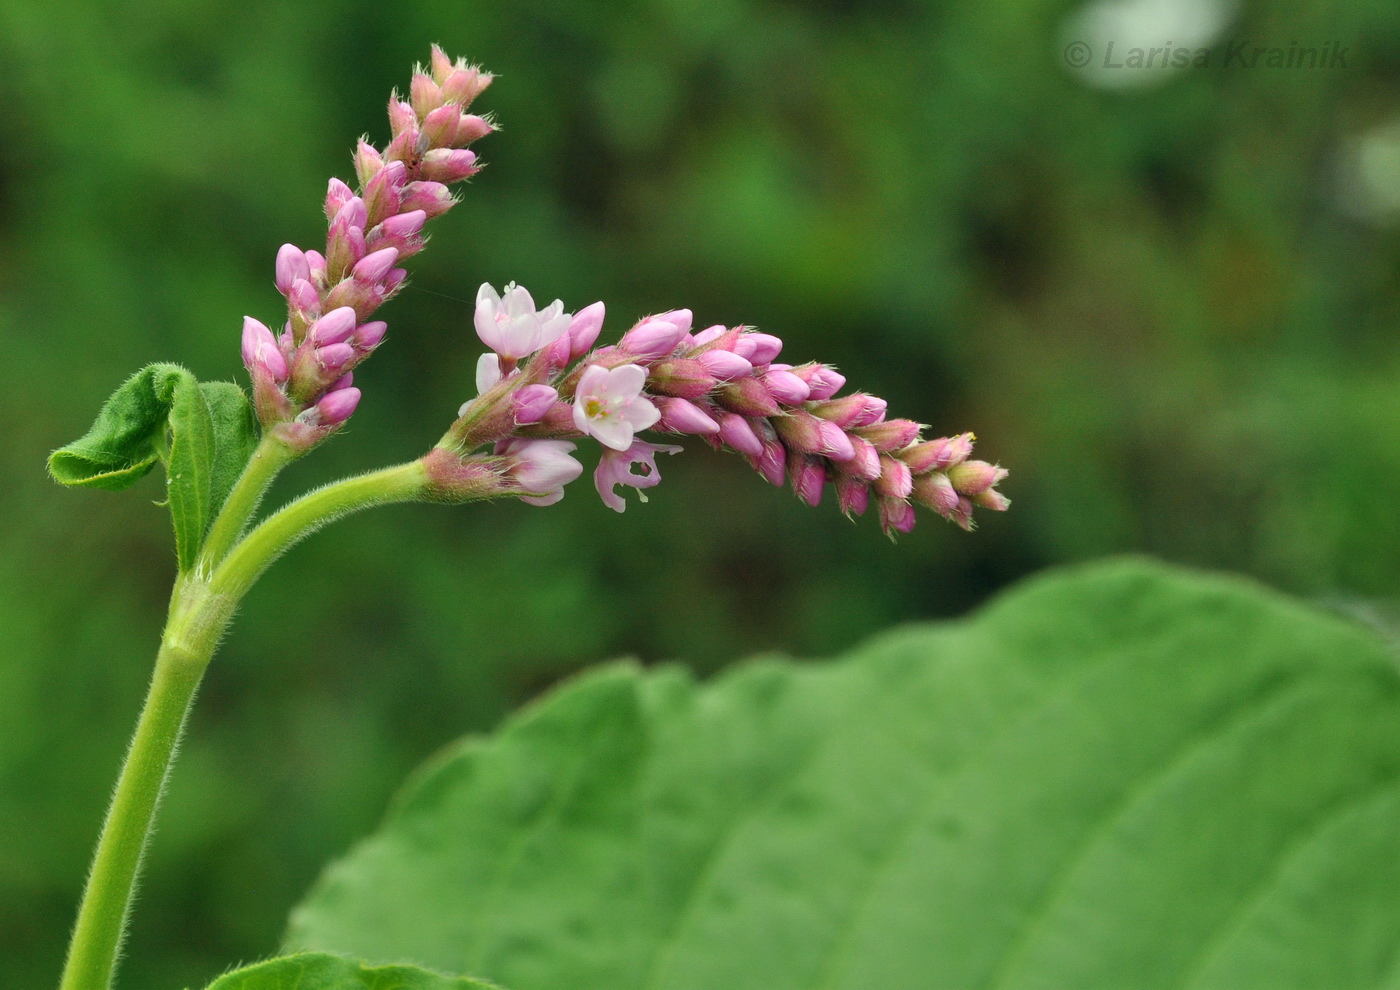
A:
[286,559,1400,990]
[198,953,501,990]
[48,364,259,570]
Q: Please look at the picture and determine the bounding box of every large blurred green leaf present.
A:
[47,364,259,570]
[287,558,1400,989]
[199,953,499,990]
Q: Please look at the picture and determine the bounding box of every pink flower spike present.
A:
[275,244,310,295]
[503,438,583,506]
[573,363,660,450]
[324,178,354,222]
[353,247,400,284]
[420,148,479,183]
[567,301,606,359]
[762,369,810,406]
[593,439,682,513]
[718,413,764,456]
[697,349,753,381]
[657,397,720,434]
[745,333,783,365]
[513,384,559,425]
[475,282,572,359]
[316,386,361,426]
[351,321,387,350]
[242,317,288,381]
[310,307,359,346]
[620,316,688,361]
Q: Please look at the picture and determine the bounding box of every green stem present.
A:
[59,576,232,990]
[60,460,429,990]
[198,434,298,573]
[210,460,429,601]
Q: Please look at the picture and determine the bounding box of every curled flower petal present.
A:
[594,439,682,513]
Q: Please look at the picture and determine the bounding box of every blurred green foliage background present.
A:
[2,0,1398,985]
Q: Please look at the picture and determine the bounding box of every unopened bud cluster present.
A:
[425,285,1009,535]
[241,46,493,452]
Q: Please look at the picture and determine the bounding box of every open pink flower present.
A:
[594,439,682,512]
[572,364,660,450]
[475,282,572,359]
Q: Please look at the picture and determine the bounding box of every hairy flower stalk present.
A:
[428,292,1009,534]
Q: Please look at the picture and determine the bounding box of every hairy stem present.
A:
[198,433,298,573]
[59,576,234,990]
[209,460,430,601]
[61,460,430,990]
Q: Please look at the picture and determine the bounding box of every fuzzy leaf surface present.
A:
[48,364,259,569]
[287,559,1400,989]
[199,952,500,990]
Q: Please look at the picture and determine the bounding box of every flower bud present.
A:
[364,159,406,227]
[910,471,958,515]
[442,66,492,106]
[845,435,882,481]
[275,244,310,296]
[715,377,781,417]
[747,421,787,487]
[310,307,359,346]
[792,363,846,400]
[429,45,454,84]
[419,148,478,183]
[647,359,716,399]
[855,418,921,452]
[774,410,851,461]
[657,397,720,434]
[304,250,327,282]
[745,333,783,365]
[388,97,418,137]
[789,452,826,506]
[836,476,870,517]
[761,369,810,405]
[398,181,455,219]
[718,413,764,456]
[242,317,288,382]
[697,349,753,381]
[691,325,727,347]
[951,496,975,531]
[974,488,1011,512]
[315,386,361,426]
[620,316,688,361]
[874,456,913,499]
[476,352,502,394]
[324,178,354,222]
[420,104,459,148]
[811,393,887,429]
[315,342,356,374]
[410,73,445,118]
[567,301,606,358]
[352,247,400,285]
[878,496,917,535]
[453,114,494,145]
[900,433,975,474]
[512,384,559,425]
[351,321,387,351]
[354,139,385,188]
[948,459,1008,495]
